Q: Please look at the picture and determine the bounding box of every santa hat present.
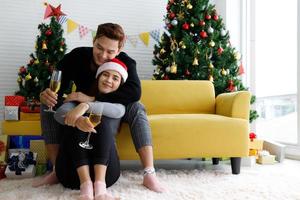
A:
[95,58,128,82]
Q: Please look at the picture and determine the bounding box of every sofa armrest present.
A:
[215,91,251,120]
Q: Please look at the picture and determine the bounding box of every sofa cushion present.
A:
[148,114,249,159]
[141,80,216,115]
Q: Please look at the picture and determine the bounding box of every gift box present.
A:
[249,139,264,150]
[20,112,40,121]
[10,136,44,149]
[5,151,37,179]
[0,162,7,180]
[4,106,19,120]
[20,106,40,113]
[2,121,41,136]
[30,140,47,164]
[257,154,276,164]
[35,164,47,176]
[241,156,256,167]
[5,96,25,106]
[0,135,9,162]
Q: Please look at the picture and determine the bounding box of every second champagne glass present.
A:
[79,104,103,149]
[44,70,62,113]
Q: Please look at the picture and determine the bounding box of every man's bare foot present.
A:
[143,173,167,193]
[32,171,59,187]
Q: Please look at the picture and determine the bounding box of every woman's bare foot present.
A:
[143,170,167,193]
[32,171,59,187]
[94,181,120,200]
[79,180,93,200]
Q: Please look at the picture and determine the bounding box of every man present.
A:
[35,23,166,192]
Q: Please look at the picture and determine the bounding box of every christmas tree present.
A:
[16,16,66,101]
[152,0,258,122]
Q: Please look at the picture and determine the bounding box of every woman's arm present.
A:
[54,101,125,126]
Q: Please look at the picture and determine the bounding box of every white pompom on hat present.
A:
[95,58,128,82]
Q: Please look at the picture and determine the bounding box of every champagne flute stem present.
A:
[86,132,91,144]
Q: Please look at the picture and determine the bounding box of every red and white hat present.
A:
[95,58,128,82]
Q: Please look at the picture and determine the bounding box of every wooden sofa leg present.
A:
[212,158,220,165]
[230,157,241,174]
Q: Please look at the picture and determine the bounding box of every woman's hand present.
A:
[63,92,95,103]
[75,116,97,133]
[40,88,58,107]
[64,103,89,127]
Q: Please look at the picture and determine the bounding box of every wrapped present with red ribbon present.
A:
[5,96,25,106]
[20,99,41,113]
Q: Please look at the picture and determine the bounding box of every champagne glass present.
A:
[44,70,62,112]
[79,104,103,149]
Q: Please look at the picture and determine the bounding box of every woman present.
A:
[54,58,128,200]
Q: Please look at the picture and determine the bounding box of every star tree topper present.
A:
[44,3,66,21]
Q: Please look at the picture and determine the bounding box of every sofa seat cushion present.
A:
[147,114,249,159]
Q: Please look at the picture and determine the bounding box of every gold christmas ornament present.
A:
[25,73,32,81]
[42,41,48,50]
[34,59,39,64]
[234,52,241,60]
[209,75,214,82]
[170,62,177,73]
[209,41,215,47]
[181,45,186,49]
[190,23,194,27]
[221,68,227,76]
[177,11,185,20]
[187,3,193,9]
[160,48,166,54]
[208,62,214,69]
[17,76,22,83]
[192,57,199,66]
[60,47,64,52]
[34,77,39,83]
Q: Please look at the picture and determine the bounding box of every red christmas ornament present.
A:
[166,4,171,10]
[200,30,208,38]
[19,66,26,74]
[205,14,211,20]
[185,69,191,76]
[227,80,235,92]
[163,75,170,80]
[45,29,52,36]
[169,12,176,19]
[238,63,245,75]
[249,132,257,141]
[213,15,219,21]
[61,41,65,46]
[217,47,224,55]
[199,20,205,26]
[167,23,173,29]
[182,22,190,30]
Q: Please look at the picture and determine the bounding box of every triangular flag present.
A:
[126,35,138,47]
[150,29,160,43]
[139,32,150,46]
[58,16,68,25]
[44,4,52,19]
[91,30,96,39]
[78,25,90,39]
[67,19,79,34]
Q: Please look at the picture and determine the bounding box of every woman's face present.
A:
[93,36,121,65]
[98,70,122,94]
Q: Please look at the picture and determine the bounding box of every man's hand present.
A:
[40,88,58,107]
[64,92,95,103]
[75,116,97,133]
[64,103,89,127]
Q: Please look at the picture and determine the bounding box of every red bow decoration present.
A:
[249,132,256,141]
[0,141,5,156]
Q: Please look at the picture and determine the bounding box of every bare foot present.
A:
[32,171,58,187]
[79,181,93,200]
[143,173,167,193]
[94,193,120,200]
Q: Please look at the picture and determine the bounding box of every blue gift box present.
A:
[9,136,44,149]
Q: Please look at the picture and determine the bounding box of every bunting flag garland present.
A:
[67,19,79,34]
[79,25,90,39]
[126,35,138,48]
[58,16,68,25]
[139,32,150,46]
[43,2,161,47]
[150,29,160,43]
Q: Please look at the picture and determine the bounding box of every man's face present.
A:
[93,36,121,65]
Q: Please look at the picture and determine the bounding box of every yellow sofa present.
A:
[116,80,250,174]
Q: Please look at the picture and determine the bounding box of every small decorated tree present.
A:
[16,16,66,101]
[152,0,258,122]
